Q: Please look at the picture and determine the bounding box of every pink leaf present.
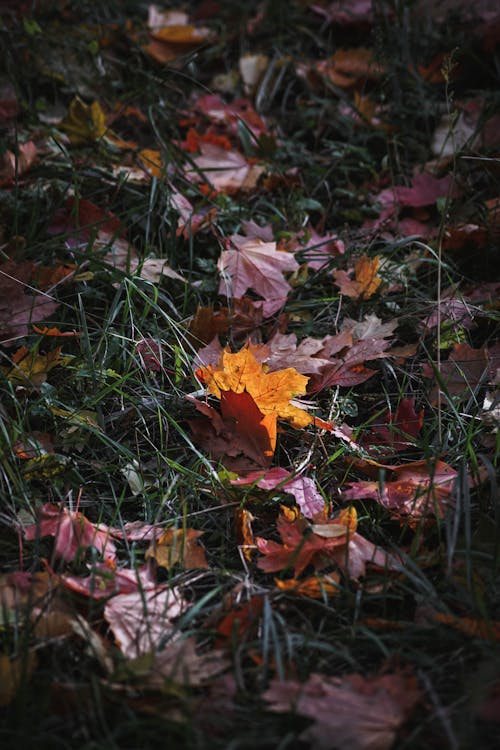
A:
[24,503,116,562]
[218,234,298,316]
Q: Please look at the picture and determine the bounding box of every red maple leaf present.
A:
[24,503,116,562]
[342,459,457,523]
[370,398,424,452]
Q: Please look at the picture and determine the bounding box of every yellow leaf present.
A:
[3,346,71,386]
[146,528,208,570]
[354,254,381,299]
[197,347,313,429]
[275,574,340,598]
[59,97,107,144]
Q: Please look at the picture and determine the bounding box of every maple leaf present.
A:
[231,467,326,517]
[0,260,61,345]
[24,503,116,562]
[128,637,229,690]
[187,391,275,467]
[104,586,189,658]
[264,669,421,750]
[369,398,424,453]
[220,390,277,463]
[187,143,264,194]
[146,528,208,570]
[314,47,385,88]
[257,506,356,577]
[197,346,318,430]
[218,234,298,317]
[60,563,156,600]
[193,93,270,139]
[343,459,457,523]
[3,345,71,386]
[422,342,498,405]
[334,254,382,299]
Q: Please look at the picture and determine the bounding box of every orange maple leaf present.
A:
[196,347,315,429]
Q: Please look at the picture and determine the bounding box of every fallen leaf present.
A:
[126,637,228,689]
[104,586,189,659]
[334,255,382,299]
[234,508,256,560]
[315,47,385,88]
[187,143,264,194]
[264,669,421,750]
[146,528,208,570]
[343,459,457,523]
[60,562,156,599]
[215,595,264,649]
[196,346,319,430]
[218,236,299,317]
[3,345,71,386]
[275,574,340,598]
[423,342,497,404]
[0,651,37,707]
[0,141,37,186]
[58,97,107,144]
[259,505,398,580]
[231,467,325,517]
[24,503,116,562]
[369,398,424,453]
[0,260,61,345]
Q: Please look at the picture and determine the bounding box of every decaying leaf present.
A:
[58,97,107,144]
[342,459,457,523]
[146,527,208,570]
[275,574,340,599]
[264,669,421,750]
[0,651,38,707]
[0,260,61,345]
[104,586,189,658]
[2,345,71,386]
[231,466,326,517]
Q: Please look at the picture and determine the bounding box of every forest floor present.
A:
[1,2,500,748]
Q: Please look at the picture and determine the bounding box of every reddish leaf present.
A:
[218,235,298,317]
[194,93,270,139]
[104,586,189,658]
[423,342,498,404]
[231,467,325,517]
[0,260,61,345]
[215,595,264,648]
[334,255,382,299]
[24,503,116,562]
[343,459,457,522]
[60,562,156,599]
[187,143,264,194]
[264,669,421,750]
[370,398,424,452]
[187,394,273,467]
[146,527,208,570]
[392,172,458,208]
[0,141,37,186]
[220,390,277,464]
[256,506,394,579]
